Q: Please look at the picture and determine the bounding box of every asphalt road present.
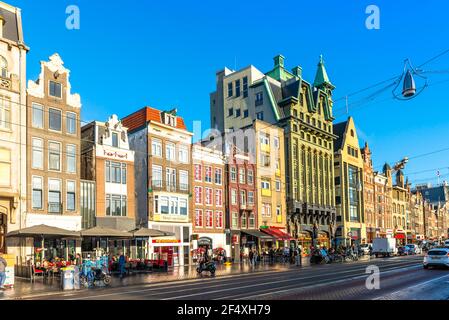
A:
[11,255,449,300]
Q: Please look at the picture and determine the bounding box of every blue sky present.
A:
[11,0,449,186]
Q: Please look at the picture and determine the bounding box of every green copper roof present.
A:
[266,54,296,82]
[313,54,334,89]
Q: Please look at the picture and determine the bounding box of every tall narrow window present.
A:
[0,96,11,130]
[228,82,233,97]
[48,141,61,171]
[48,179,61,213]
[112,132,119,148]
[66,180,76,211]
[0,56,7,78]
[179,170,188,190]
[66,144,76,173]
[151,139,162,157]
[235,80,241,97]
[178,145,189,163]
[152,165,162,187]
[32,176,43,209]
[0,149,10,186]
[66,112,76,134]
[166,143,175,161]
[49,108,62,131]
[243,76,248,98]
[32,103,44,129]
[32,138,44,169]
[195,209,203,227]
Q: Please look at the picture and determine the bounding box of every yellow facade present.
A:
[334,117,366,245]
[253,120,286,229]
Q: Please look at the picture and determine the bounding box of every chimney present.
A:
[273,54,285,68]
[292,66,302,77]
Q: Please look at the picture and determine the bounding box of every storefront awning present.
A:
[6,224,81,239]
[131,228,175,238]
[394,233,406,239]
[80,226,133,238]
[241,230,275,240]
[260,227,292,240]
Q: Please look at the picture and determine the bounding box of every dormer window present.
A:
[164,113,177,127]
[0,56,7,78]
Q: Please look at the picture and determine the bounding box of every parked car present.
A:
[360,244,371,255]
[444,240,449,248]
[405,244,422,255]
[423,248,449,269]
[397,246,407,256]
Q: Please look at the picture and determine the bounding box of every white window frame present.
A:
[178,145,189,164]
[66,112,77,135]
[48,80,62,99]
[151,138,162,157]
[31,137,44,170]
[66,180,76,211]
[152,165,163,187]
[166,142,175,161]
[31,103,44,129]
[32,175,43,210]
[66,144,77,174]
[179,170,189,191]
[48,107,62,132]
[48,140,62,172]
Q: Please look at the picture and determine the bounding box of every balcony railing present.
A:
[151,180,189,193]
[48,202,62,214]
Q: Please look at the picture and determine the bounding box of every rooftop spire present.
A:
[313,54,335,90]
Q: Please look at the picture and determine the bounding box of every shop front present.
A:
[394,229,406,246]
[241,229,274,256]
[148,222,192,266]
[297,232,312,255]
[230,231,241,263]
[260,226,292,249]
[316,231,330,248]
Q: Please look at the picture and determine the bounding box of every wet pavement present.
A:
[0,258,311,299]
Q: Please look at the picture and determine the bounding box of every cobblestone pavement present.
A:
[2,255,439,300]
[0,257,311,300]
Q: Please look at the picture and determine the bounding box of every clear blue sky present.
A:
[11,0,449,186]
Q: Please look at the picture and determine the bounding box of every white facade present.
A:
[0,2,28,256]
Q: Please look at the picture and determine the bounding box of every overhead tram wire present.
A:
[331,48,449,115]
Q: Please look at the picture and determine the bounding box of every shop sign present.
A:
[152,239,181,244]
[232,235,239,244]
[153,213,189,223]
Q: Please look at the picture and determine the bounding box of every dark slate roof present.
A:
[282,79,300,100]
[269,82,283,104]
[420,185,449,205]
[333,120,348,151]
[0,7,19,42]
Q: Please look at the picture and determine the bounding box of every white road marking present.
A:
[222,264,422,300]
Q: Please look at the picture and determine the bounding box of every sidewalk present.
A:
[0,258,311,299]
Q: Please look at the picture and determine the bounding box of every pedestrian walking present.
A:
[0,256,7,289]
[118,251,126,279]
[296,246,302,267]
[248,249,254,266]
